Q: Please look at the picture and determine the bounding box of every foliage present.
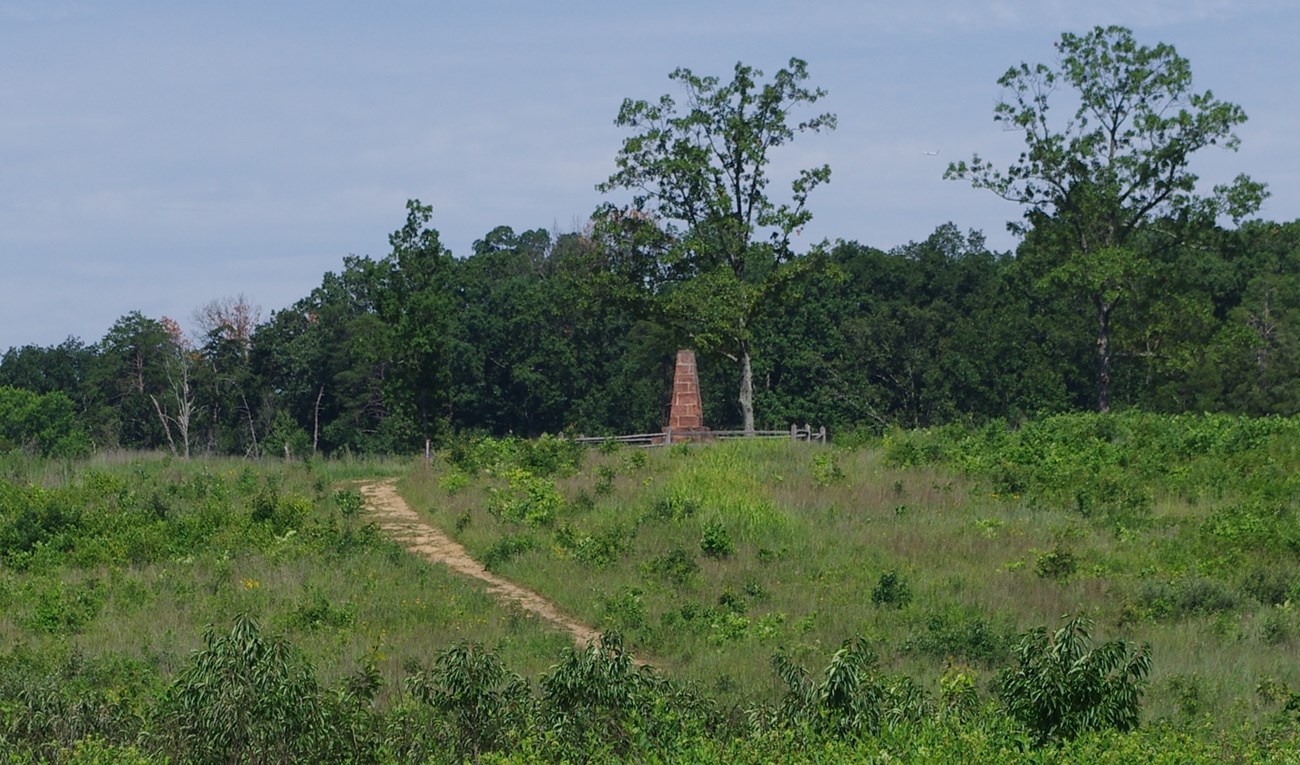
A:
[156,614,326,764]
[768,637,887,738]
[1035,544,1077,582]
[871,571,912,609]
[447,434,584,478]
[600,57,835,433]
[538,632,651,756]
[405,641,530,761]
[699,519,735,558]
[485,468,564,527]
[998,616,1151,744]
[0,387,92,458]
[946,25,1266,411]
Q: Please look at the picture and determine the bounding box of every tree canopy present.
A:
[599,57,836,433]
[946,25,1267,411]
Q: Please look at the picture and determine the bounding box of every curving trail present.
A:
[358,479,602,648]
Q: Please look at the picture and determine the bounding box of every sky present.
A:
[2,0,1296,349]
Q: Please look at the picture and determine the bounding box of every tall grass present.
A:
[397,421,1300,726]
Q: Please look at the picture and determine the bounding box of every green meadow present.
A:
[3,413,1300,762]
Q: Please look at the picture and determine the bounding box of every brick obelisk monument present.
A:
[664,349,711,443]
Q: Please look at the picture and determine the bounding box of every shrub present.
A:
[438,470,471,495]
[554,524,631,568]
[485,468,563,527]
[600,587,648,636]
[288,590,356,631]
[332,489,364,517]
[643,548,699,586]
[481,534,537,570]
[811,451,846,487]
[903,609,1010,666]
[1035,544,1078,582]
[1137,576,1240,620]
[700,520,735,558]
[539,632,648,756]
[646,492,700,522]
[769,637,886,738]
[997,616,1150,744]
[871,571,912,609]
[157,614,325,764]
[405,641,530,761]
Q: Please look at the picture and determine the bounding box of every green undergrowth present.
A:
[401,419,1300,729]
[0,452,573,713]
[4,415,1300,760]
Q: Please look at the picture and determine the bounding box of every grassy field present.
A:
[3,413,1300,761]
[397,418,1300,724]
[0,450,573,706]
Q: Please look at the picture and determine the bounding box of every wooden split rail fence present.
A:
[573,423,827,448]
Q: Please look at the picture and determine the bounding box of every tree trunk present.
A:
[1096,300,1112,413]
[312,385,324,456]
[739,343,755,435]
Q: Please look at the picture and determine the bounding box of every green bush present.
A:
[700,520,735,558]
[643,548,699,585]
[997,616,1150,744]
[554,523,631,568]
[871,571,912,609]
[481,534,537,570]
[157,614,326,764]
[332,489,364,517]
[1035,544,1078,581]
[811,451,846,487]
[405,641,530,761]
[485,468,563,527]
[903,609,1010,666]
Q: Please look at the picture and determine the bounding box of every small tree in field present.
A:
[998,616,1150,743]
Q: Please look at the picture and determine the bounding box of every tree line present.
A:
[3,26,1298,457]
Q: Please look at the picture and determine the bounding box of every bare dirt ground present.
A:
[359,479,601,648]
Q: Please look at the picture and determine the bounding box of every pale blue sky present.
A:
[2,0,1295,348]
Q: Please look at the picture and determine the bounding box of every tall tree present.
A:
[381,200,455,445]
[89,312,178,449]
[600,57,835,433]
[946,26,1266,411]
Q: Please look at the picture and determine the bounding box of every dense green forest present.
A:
[5,215,1299,459]
[3,26,1298,457]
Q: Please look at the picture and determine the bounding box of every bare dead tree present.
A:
[151,349,201,458]
[192,294,262,359]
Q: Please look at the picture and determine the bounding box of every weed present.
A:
[333,488,364,517]
[481,534,537,570]
[871,571,912,609]
[812,451,846,487]
[700,520,735,558]
[1034,544,1077,582]
[643,548,698,585]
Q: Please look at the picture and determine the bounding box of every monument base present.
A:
[659,426,712,445]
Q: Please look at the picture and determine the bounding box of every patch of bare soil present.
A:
[359,479,601,648]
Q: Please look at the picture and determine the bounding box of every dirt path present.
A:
[359,479,602,648]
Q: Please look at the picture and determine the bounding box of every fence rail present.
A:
[573,423,826,448]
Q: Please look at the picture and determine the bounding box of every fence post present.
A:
[818,425,827,443]
[664,426,672,446]
[790,423,797,441]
